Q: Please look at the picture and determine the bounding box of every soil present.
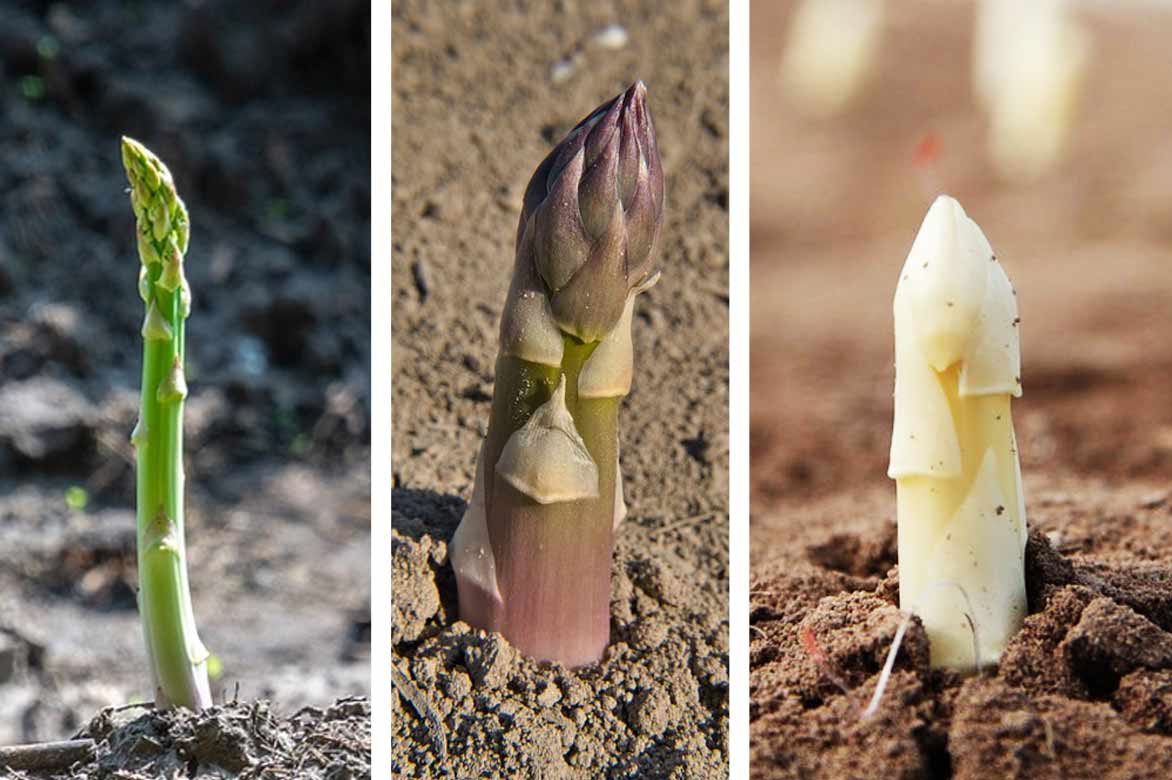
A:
[750,1,1172,777]
[2,698,370,780]
[0,0,371,771]
[391,1,730,778]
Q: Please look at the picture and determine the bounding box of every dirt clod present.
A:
[392,532,445,645]
[464,634,518,690]
[1114,670,1172,735]
[1062,598,1172,688]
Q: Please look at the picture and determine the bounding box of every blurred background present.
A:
[0,1,369,743]
[750,0,1172,514]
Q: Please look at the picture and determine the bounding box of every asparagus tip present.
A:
[523,79,664,342]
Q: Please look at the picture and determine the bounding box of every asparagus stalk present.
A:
[780,0,885,118]
[889,195,1027,671]
[451,82,665,668]
[973,0,1090,179]
[122,137,212,710]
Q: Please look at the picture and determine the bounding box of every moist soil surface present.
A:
[392,2,729,778]
[0,0,371,771]
[750,1,1172,778]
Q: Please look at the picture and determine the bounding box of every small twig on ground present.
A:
[0,739,95,771]
[108,701,155,714]
[862,610,914,720]
[653,513,714,537]
[392,664,448,762]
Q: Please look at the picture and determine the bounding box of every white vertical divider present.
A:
[729,0,750,777]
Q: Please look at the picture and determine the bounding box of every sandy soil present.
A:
[0,1,370,773]
[391,1,729,777]
[750,1,1172,777]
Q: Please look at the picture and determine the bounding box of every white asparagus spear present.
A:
[779,0,885,118]
[973,0,1091,179]
[889,195,1027,671]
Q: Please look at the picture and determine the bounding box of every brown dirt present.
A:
[391,1,729,778]
[750,1,1172,777]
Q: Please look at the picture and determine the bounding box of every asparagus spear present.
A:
[889,195,1027,671]
[972,0,1090,180]
[451,82,665,668]
[780,0,885,118]
[122,137,212,709]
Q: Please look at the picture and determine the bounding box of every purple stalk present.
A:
[451,82,665,667]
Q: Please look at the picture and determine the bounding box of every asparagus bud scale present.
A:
[889,196,1026,671]
[123,137,212,709]
[451,82,664,668]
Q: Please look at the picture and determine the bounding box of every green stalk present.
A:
[122,137,211,710]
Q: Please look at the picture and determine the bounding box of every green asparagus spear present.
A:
[122,137,211,710]
[451,82,665,667]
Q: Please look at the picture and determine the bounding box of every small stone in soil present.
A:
[411,259,430,302]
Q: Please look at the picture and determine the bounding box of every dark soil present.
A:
[751,1,1172,777]
[392,1,729,777]
[1,698,370,780]
[0,0,370,767]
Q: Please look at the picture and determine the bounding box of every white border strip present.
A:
[729,0,750,777]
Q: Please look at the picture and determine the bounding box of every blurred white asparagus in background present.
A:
[889,196,1027,671]
[780,0,885,118]
[973,0,1091,179]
